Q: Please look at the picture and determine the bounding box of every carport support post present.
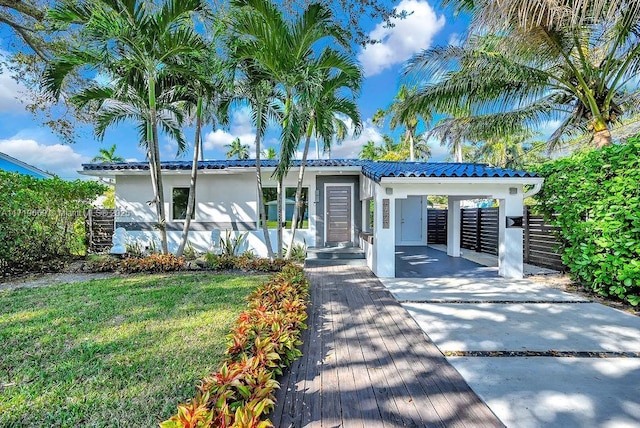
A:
[373,189,395,277]
[498,193,524,278]
[447,199,461,257]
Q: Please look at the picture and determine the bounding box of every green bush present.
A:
[0,172,105,276]
[534,139,640,305]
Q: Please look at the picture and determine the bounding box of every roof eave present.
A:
[378,176,544,185]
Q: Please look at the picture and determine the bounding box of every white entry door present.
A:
[400,196,424,244]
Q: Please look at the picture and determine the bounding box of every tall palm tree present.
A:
[44,0,209,254]
[225,137,250,159]
[287,66,362,254]
[175,54,231,257]
[91,144,124,163]
[405,5,640,150]
[373,85,430,161]
[226,68,283,259]
[230,0,356,256]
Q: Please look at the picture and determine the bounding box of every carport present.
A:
[358,162,544,279]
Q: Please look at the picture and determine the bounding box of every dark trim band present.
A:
[115,221,257,232]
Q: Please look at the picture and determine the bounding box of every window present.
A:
[172,188,194,220]
[261,187,309,229]
[286,187,308,229]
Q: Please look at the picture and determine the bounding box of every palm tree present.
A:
[427,117,469,162]
[92,144,124,163]
[230,0,356,256]
[286,66,362,254]
[226,67,283,259]
[262,147,277,159]
[373,85,430,161]
[408,132,431,160]
[175,54,231,257]
[44,0,208,254]
[225,137,250,159]
[467,130,544,169]
[405,5,640,150]
[359,140,380,160]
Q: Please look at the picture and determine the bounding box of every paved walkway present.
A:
[382,274,640,427]
[271,264,504,427]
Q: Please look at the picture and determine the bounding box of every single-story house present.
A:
[81,159,544,279]
[1,151,53,178]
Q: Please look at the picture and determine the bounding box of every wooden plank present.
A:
[319,268,343,427]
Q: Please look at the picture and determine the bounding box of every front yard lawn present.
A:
[0,273,264,427]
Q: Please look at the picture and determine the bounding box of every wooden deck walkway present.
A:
[271,264,504,427]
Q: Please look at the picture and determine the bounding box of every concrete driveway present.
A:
[381,274,640,428]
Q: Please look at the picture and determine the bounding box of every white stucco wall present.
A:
[114,170,319,255]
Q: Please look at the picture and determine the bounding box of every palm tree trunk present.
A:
[277,178,283,258]
[454,138,463,162]
[286,116,314,258]
[149,75,169,254]
[408,129,415,161]
[593,122,612,148]
[315,133,320,159]
[255,132,275,259]
[176,96,202,257]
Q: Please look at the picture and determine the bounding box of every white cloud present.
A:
[0,138,90,178]
[357,0,446,77]
[0,71,25,113]
[203,107,256,152]
[426,136,450,160]
[303,119,384,159]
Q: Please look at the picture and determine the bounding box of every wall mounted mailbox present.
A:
[506,216,524,228]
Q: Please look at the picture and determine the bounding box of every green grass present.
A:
[0,273,264,427]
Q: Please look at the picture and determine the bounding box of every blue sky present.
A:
[0,0,472,179]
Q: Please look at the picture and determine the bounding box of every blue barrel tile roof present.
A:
[82,159,538,182]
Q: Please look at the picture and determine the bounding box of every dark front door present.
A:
[326,185,352,244]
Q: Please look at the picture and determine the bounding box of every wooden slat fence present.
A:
[86,209,115,253]
[427,209,447,244]
[524,208,564,271]
[427,207,565,271]
[460,208,500,255]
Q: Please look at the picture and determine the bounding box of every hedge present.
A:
[534,138,640,305]
[0,171,105,277]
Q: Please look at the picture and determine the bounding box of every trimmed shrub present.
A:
[204,253,288,272]
[86,254,184,273]
[0,171,105,277]
[161,265,310,428]
[534,138,640,305]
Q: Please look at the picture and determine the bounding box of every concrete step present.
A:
[306,247,366,260]
[305,258,368,267]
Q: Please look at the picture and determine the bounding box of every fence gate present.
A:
[427,209,447,244]
[86,209,115,253]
